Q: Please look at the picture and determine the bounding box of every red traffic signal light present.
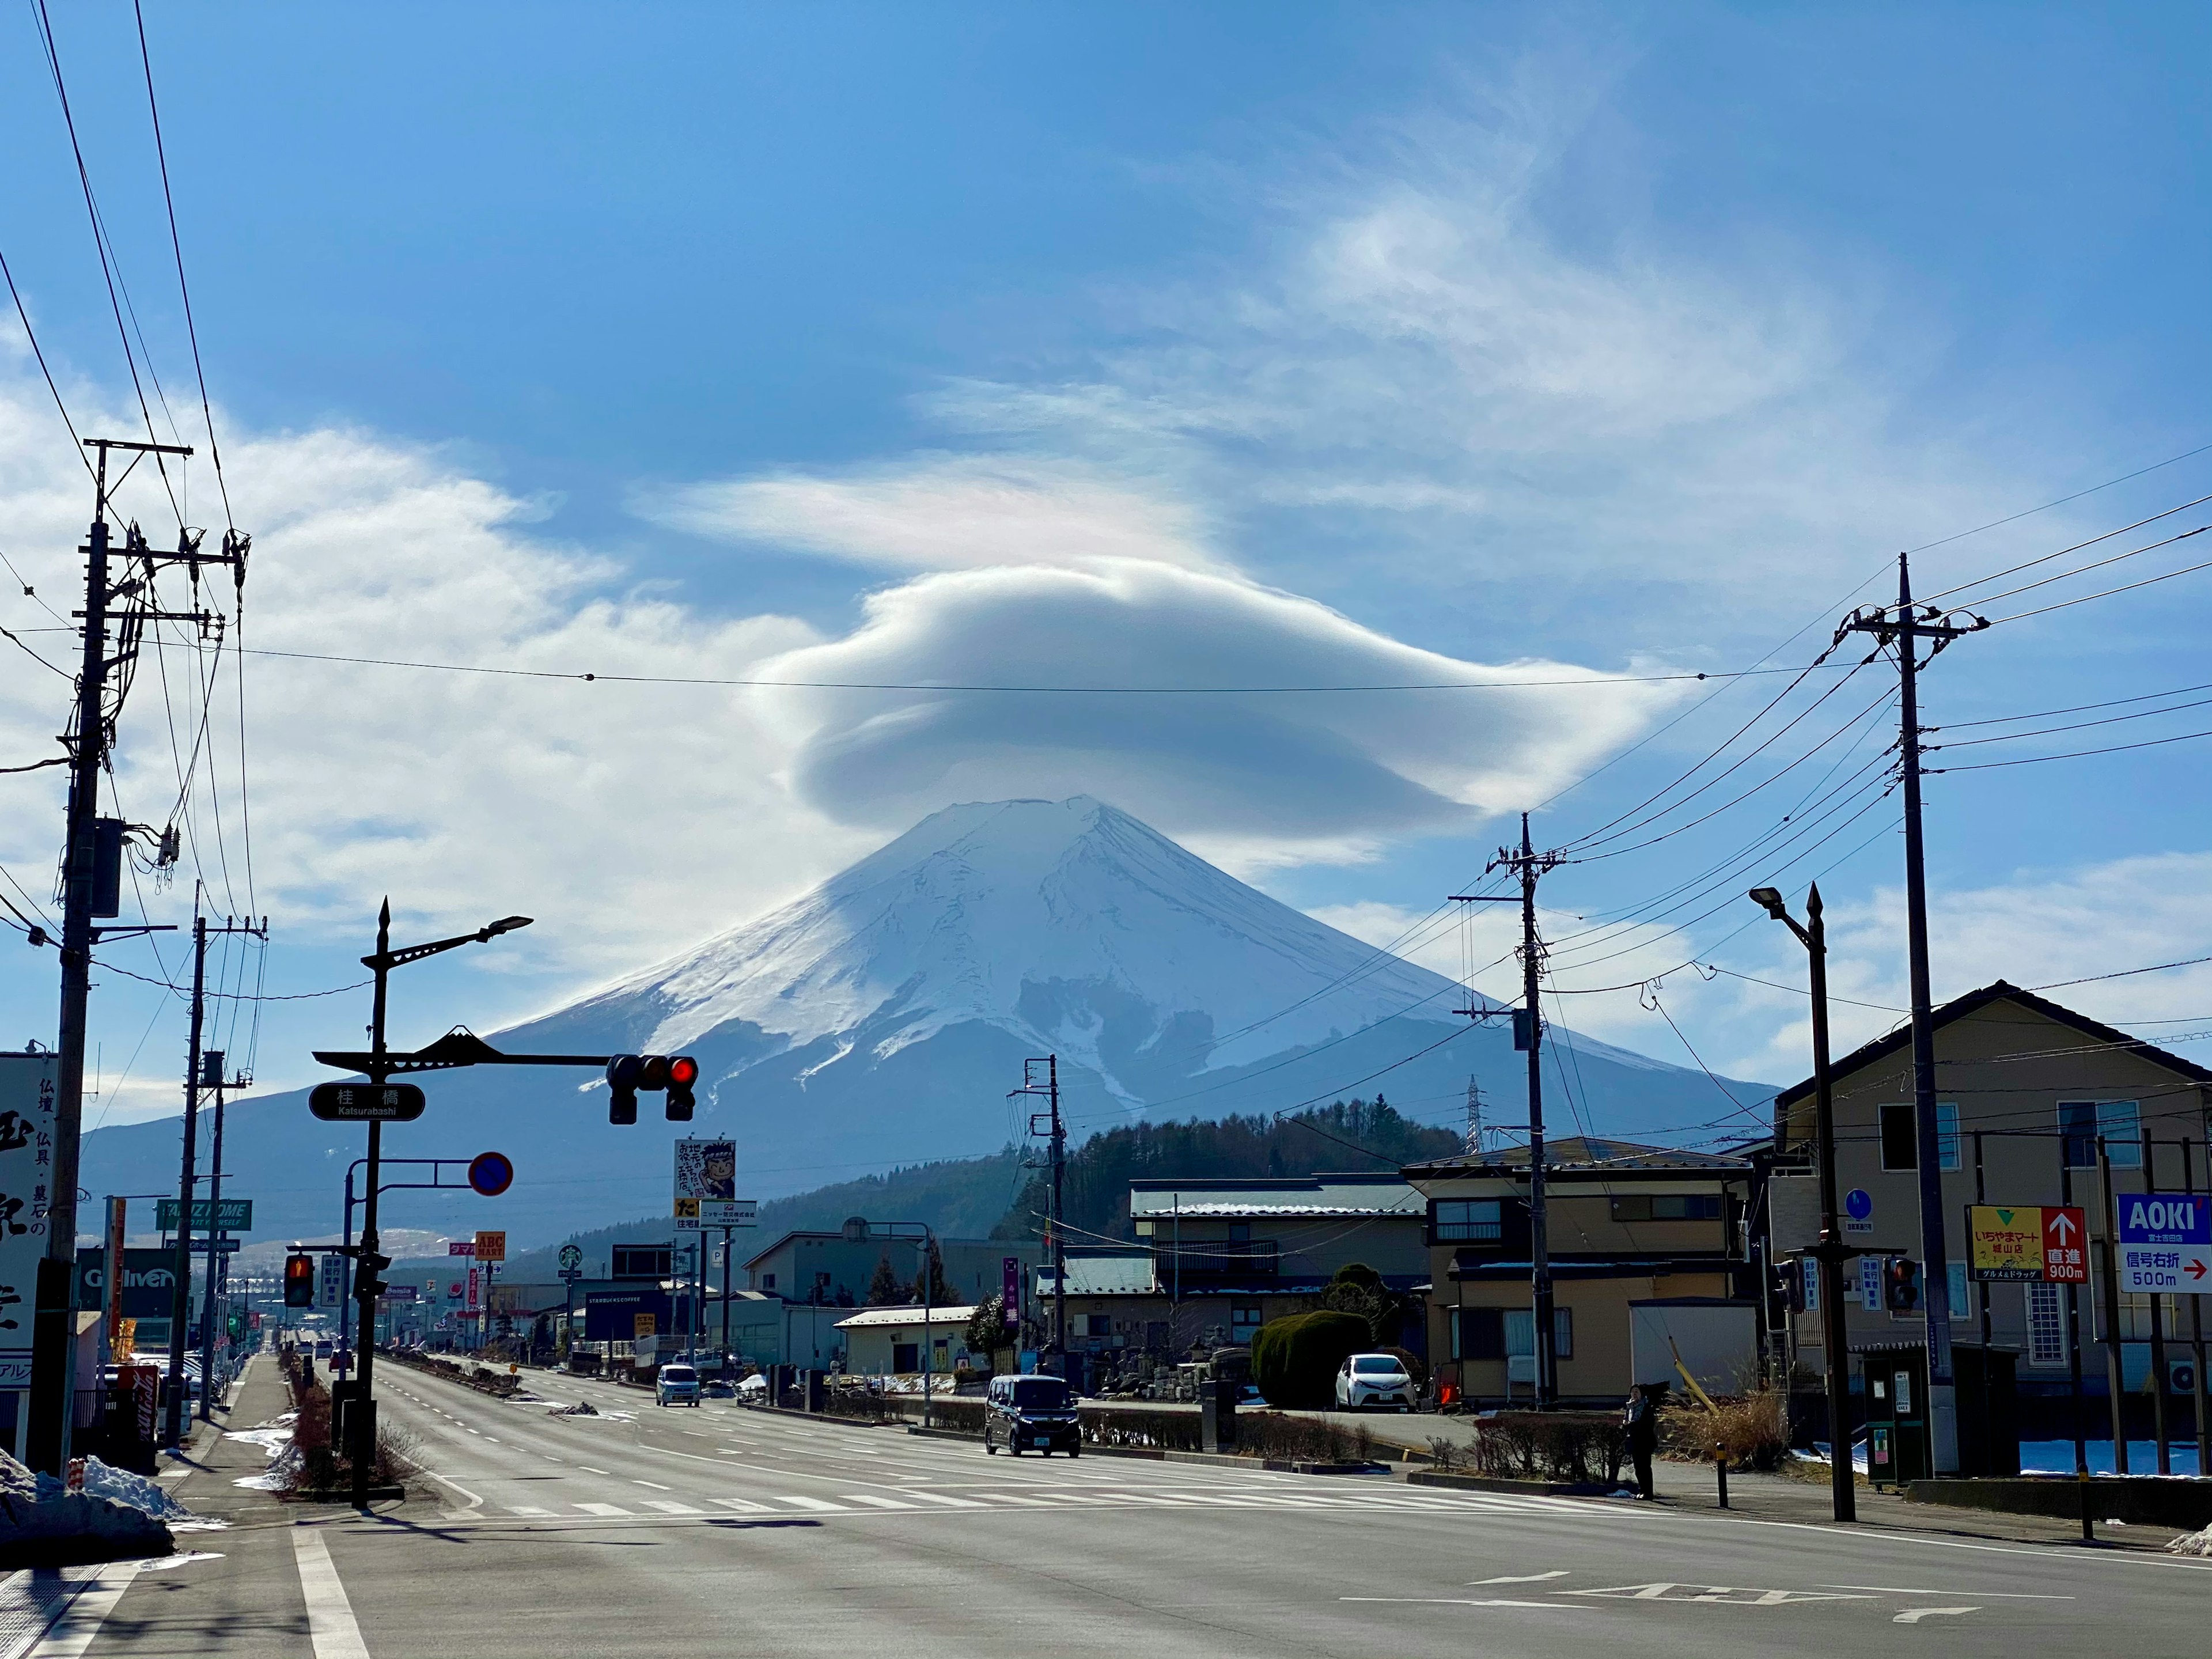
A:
[604,1053,700,1122]
[1883,1256,1923,1312]
[285,1252,316,1308]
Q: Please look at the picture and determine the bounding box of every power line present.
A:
[1920,493,2212,605]
[0,244,96,487]
[1929,722,2212,774]
[1979,536,2212,627]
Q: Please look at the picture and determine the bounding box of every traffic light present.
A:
[604,1054,701,1123]
[666,1055,698,1120]
[285,1252,316,1308]
[1883,1255,1923,1313]
[605,1054,642,1124]
[355,1248,391,1302]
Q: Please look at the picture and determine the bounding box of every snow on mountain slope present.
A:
[577,797,1468,1090]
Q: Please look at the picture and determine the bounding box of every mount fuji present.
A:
[79,797,1775,1245]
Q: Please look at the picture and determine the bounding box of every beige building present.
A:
[1770,980,2212,1403]
[835,1304,980,1377]
[1403,1138,1755,1408]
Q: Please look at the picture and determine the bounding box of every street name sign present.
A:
[1966,1205,2088,1283]
[2118,1192,2212,1294]
[307,1081,426,1122]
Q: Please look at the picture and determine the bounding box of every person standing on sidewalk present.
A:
[1624,1383,1658,1500]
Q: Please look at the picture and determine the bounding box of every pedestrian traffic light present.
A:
[603,1054,700,1123]
[666,1055,698,1120]
[605,1054,642,1124]
[1883,1255,1923,1313]
[285,1252,316,1308]
[355,1249,391,1302]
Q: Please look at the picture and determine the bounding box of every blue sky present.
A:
[1,2,2208,1139]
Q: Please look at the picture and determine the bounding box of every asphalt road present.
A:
[55,1361,2212,1657]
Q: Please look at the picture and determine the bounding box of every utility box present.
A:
[1856,1342,2019,1484]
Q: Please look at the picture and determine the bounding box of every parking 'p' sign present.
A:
[468,1150,514,1198]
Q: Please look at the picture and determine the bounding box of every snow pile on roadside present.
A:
[77,1457,200,1522]
[0,1446,175,1564]
[548,1400,599,1417]
[2166,1525,2212,1556]
[226,1418,299,1493]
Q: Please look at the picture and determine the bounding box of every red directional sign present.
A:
[2043,1207,2088,1283]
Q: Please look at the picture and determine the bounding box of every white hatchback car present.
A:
[1334,1352,1414,1411]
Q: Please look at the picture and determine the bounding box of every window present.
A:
[1880,1103,1918,1171]
[2025,1283,2065,1366]
[892,1342,918,1372]
[1230,1302,1263,1344]
[1227,1221,1251,1244]
[1610,1194,1722,1222]
[760,1272,776,1291]
[1434,1199,1503,1242]
[1503,1308,1574,1359]
[1450,1306,1505,1361]
[2059,1100,2141,1169]
[1083,1313,1111,1338]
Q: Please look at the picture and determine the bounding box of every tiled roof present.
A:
[834,1304,979,1330]
[1130,1174,1422,1218]
[1403,1135,1751,1178]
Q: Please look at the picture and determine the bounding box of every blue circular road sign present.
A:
[468,1152,514,1198]
[1845,1187,1872,1221]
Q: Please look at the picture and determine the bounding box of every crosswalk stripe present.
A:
[505,1505,554,1516]
[898,1490,986,1509]
[714,1497,773,1513]
[773,1495,849,1512]
[573,1502,633,1517]
[644,1500,704,1515]
[844,1495,921,1509]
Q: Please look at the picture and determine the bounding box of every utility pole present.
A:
[1012,1056,1065,1376]
[1840,553,1987,1475]
[164,904,264,1446]
[1454,812,1563,1408]
[29,436,245,1474]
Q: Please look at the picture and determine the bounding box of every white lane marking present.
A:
[573,1502,634,1517]
[773,1495,849,1512]
[21,1563,143,1659]
[1474,1571,1571,1585]
[1823,1586,2070,1599]
[899,1490,984,1509]
[644,1500,705,1515]
[543,1455,562,1463]
[482,1437,500,1444]
[846,1495,921,1509]
[292,1530,373,1659]
[633,1480,672,1491]
[1343,1597,1573,1611]
[1896,1608,1979,1624]
[578,1466,611,1475]
[714,1497,772,1512]
[506,1505,554,1516]
[425,1469,484,1512]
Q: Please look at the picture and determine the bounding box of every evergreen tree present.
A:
[913,1237,953,1305]
[865,1252,904,1306]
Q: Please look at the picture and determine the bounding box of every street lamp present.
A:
[1748,882,1855,1524]
[343,900,531,1509]
[855,1219,938,1429]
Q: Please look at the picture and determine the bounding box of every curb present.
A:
[900,1424,1384,1475]
[1407,1469,1624,1499]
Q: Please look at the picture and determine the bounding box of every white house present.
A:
[835,1304,979,1376]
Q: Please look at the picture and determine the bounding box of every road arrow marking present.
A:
[1342,1598,1573,1611]
[1470,1571,1571,1585]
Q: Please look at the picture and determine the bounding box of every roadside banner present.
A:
[1002,1255,1021,1330]
[674,1139,746,1226]
[1965,1205,2087,1283]
[0,1052,59,1389]
[2118,1192,2212,1294]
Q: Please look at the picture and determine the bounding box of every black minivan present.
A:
[983,1372,1081,1457]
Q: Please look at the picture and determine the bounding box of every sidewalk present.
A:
[1642,1456,2192,1552]
[159,1353,297,1527]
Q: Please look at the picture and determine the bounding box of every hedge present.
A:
[1251,1310,1370,1408]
